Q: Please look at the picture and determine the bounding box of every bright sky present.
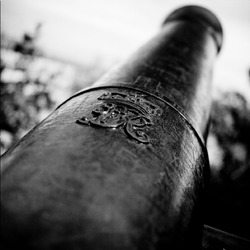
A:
[2,0,250,98]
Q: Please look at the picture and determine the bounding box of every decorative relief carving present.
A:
[77,92,162,144]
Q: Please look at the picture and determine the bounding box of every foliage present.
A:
[0,25,56,154]
[205,91,250,238]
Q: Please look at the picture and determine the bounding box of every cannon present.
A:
[1,5,223,250]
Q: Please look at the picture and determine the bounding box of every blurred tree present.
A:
[0,24,55,154]
[205,90,250,239]
[14,23,42,56]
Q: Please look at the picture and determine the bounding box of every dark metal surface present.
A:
[1,6,223,250]
[202,225,250,250]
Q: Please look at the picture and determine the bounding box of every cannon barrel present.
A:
[1,5,223,250]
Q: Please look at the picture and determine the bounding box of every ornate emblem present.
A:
[76,92,162,144]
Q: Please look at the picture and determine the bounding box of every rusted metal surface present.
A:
[1,6,223,250]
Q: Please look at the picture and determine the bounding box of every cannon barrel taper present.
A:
[1,5,223,250]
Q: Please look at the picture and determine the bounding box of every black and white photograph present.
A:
[1,0,250,249]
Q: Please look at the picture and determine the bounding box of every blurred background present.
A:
[1,0,250,240]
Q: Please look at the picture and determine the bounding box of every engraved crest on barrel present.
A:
[76,91,162,144]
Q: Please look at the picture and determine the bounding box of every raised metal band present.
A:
[56,84,209,166]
